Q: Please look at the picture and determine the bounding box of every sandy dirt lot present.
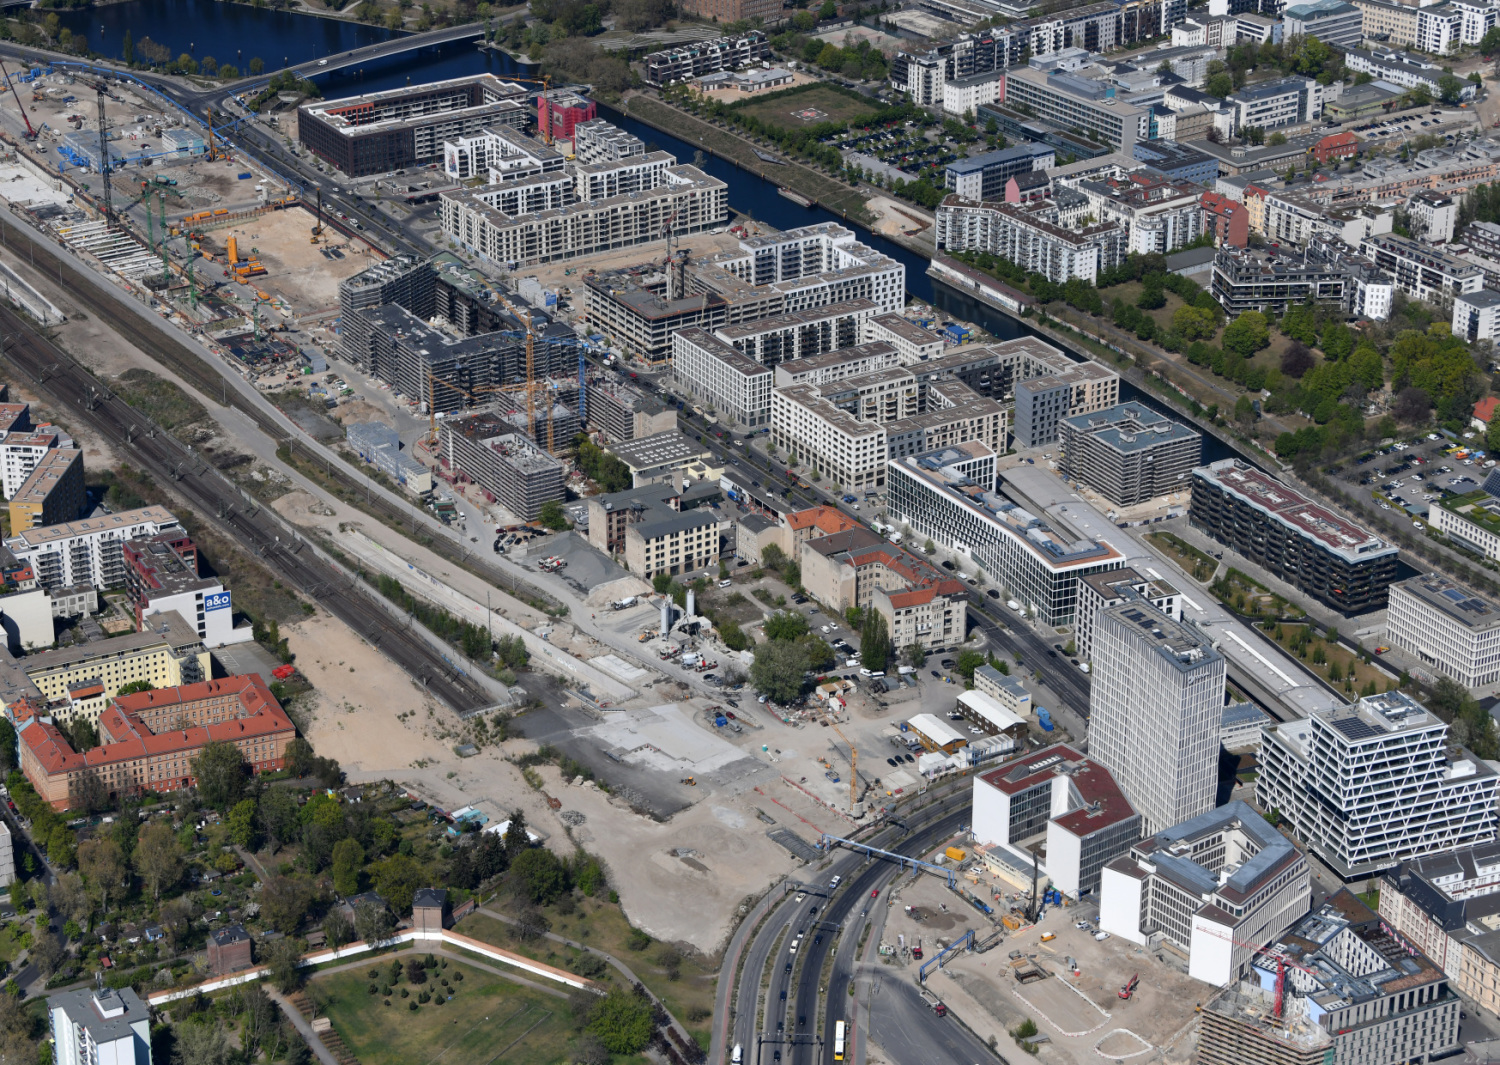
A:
[198,207,379,312]
[864,195,934,239]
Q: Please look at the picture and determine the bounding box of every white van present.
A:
[732,1045,743,1065]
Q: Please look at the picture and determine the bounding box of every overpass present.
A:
[222,22,491,96]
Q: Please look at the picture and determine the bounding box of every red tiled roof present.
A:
[977,743,1137,837]
[788,506,857,536]
[1475,397,1500,424]
[21,675,293,776]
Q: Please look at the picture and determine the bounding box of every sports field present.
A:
[315,963,575,1065]
[735,85,875,130]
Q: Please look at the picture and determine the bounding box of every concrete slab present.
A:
[588,703,748,774]
[591,653,650,683]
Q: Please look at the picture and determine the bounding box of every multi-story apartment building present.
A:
[19,675,295,810]
[671,329,774,429]
[1360,233,1484,308]
[1059,402,1201,506]
[772,342,903,389]
[886,450,1124,625]
[571,118,643,165]
[872,574,969,654]
[934,197,1127,285]
[1409,190,1458,244]
[1089,594,1224,834]
[943,142,1055,200]
[1386,574,1500,689]
[586,380,675,443]
[1416,4,1463,53]
[1453,288,1500,342]
[862,314,944,364]
[713,300,879,368]
[942,71,1007,118]
[1284,0,1364,46]
[8,448,84,533]
[51,988,153,1065]
[1378,845,1500,981]
[1201,192,1250,248]
[1431,488,1500,560]
[642,31,770,87]
[1014,361,1120,447]
[441,415,565,521]
[1344,46,1476,100]
[1258,692,1499,879]
[536,89,594,143]
[973,743,1141,897]
[1002,67,1147,153]
[0,611,209,727]
[1197,892,1461,1065]
[5,506,181,591]
[1,425,71,501]
[1191,459,1398,612]
[1073,567,1180,663]
[336,255,436,364]
[1100,802,1309,986]
[122,531,250,648]
[1210,245,1358,316]
[1078,172,1206,254]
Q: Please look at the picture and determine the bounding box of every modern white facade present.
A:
[1089,596,1225,835]
[1386,574,1500,689]
[1416,4,1462,54]
[1361,234,1484,309]
[1409,191,1458,244]
[6,507,181,591]
[1257,691,1500,879]
[1225,77,1320,134]
[1453,0,1497,44]
[51,988,152,1065]
[1099,801,1310,987]
[1453,289,1500,343]
[1,427,72,500]
[935,197,1126,285]
[942,71,1005,117]
[572,118,644,165]
[886,450,1123,626]
[671,328,774,428]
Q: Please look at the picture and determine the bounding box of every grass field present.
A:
[314,964,577,1065]
[456,901,718,1049]
[734,85,874,130]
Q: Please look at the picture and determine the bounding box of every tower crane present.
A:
[89,79,113,223]
[424,368,505,445]
[0,60,36,140]
[1195,929,1321,1020]
[827,716,860,813]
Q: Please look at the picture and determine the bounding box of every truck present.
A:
[917,987,946,1017]
[911,938,923,960]
[887,531,903,545]
[610,596,638,610]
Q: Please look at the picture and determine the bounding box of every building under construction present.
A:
[588,378,676,443]
[441,413,565,520]
[337,255,436,364]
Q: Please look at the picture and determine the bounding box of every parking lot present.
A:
[1339,431,1493,522]
[1350,107,1477,145]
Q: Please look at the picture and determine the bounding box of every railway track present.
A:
[0,213,561,614]
[0,300,494,714]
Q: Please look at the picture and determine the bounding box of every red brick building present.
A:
[1312,131,1359,165]
[207,924,254,975]
[1201,192,1249,249]
[17,675,296,810]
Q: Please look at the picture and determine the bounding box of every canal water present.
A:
[60,1,1233,459]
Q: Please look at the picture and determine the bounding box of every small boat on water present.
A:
[778,188,814,207]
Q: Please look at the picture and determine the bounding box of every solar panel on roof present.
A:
[1443,588,1468,602]
[1331,716,1382,742]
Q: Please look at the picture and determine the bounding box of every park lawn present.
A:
[313,963,582,1065]
[0,922,26,965]
[1212,567,1307,619]
[1146,531,1218,583]
[735,84,875,130]
[1263,622,1394,697]
[456,898,718,1049]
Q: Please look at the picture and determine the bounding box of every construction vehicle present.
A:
[0,60,36,140]
[1039,932,1056,943]
[1118,973,1139,1000]
[310,187,324,243]
[680,777,696,786]
[912,938,923,960]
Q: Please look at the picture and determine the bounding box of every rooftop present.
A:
[1393,573,1500,632]
[1133,800,1298,901]
[610,430,710,473]
[1061,401,1200,454]
[7,505,179,551]
[1101,598,1221,675]
[51,988,149,1042]
[946,141,1054,175]
[978,742,1139,838]
[1193,459,1396,563]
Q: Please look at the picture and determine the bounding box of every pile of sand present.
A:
[585,576,652,607]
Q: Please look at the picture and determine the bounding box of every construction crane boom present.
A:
[828,717,859,812]
[0,60,35,139]
[90,80,112,223]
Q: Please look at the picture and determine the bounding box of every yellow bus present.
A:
[833,1020,846,1062]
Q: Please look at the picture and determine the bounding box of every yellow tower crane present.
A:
[828,717,859,813]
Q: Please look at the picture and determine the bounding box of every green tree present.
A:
[751,639,810,703]
[764,611,810,641]
[227,798,258,848]
[265,937,304,993]
[924,539,936,554]
[0,719,15,775]
[510,847,570,905]
[1486,416,1500,456]
[259,788,299,853]
[78,838,127,911]
[537,500,570,530]
[588,990,655,1054]
[331,838,365,897]
[1222,311,1270,359]
[956,649,987,683]
[133,822,181,900]
[860,610,890,673]
[372,853,426,913]
[249,56,264,75]
[121,30,134,65]
[192,740,248,811]
[260,875,311,934]
[905,643,927,668]
[173,1019,235,1065]
[1438,73,1465,105]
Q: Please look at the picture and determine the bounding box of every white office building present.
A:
[671,328,774,428]
[1409,191,1459,244]
[1100,801,1310,987]
[1386,574,1500,689]
[935,197,1127,285]
[51,987,153,1065]
[1257,691,1500,879]
[1089,595,1225,835]
[1361,234,1485,309]
[886,450,1124,626]
[1416,4,1462,54]
[6,507,181,591]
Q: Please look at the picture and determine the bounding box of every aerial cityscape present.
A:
[0,0,1497,1062]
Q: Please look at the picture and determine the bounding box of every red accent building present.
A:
[538,91,596,143]
[1201,192,1249,249]
[17,675,296,810]
[1312,131,1359,165]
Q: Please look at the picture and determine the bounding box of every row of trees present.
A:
[574,433,632,492]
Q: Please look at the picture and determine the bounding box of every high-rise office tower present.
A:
[1089,595,1225,834]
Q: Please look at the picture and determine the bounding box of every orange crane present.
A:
[1195,929,1321,1019]
[828,716,859,812]
[489,291,555,453]
[424,368,505,444]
